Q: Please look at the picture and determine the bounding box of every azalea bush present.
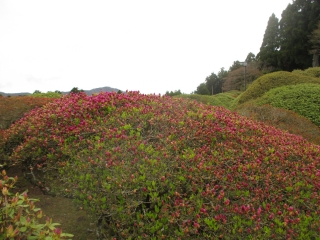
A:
[0,170,73,239]
[1,92,320,239]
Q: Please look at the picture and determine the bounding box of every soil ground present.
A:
[6,166,98,240]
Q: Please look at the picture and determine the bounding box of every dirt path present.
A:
[7,167,98,240]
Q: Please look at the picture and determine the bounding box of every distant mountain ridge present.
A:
[0,86,121,97]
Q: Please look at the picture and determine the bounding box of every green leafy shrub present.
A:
[0,170,73,239]
[234,71,320,106]
[256,83,320,127]
[1,92,320,239]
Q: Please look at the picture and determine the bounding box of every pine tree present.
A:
[257,13,280,71]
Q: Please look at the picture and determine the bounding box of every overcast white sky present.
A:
[0,0,291,95]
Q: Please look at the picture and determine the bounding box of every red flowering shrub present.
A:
[1,92,320,239]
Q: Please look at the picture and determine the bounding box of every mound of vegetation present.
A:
[255,83,320,127]
[1,92,320,239]
[235,103,320,146]
[234,71,320,106]
[0,96,59,130]
[176,90,241,109]
[292,67,320,78]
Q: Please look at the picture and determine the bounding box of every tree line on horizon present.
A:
[166,0,320,96]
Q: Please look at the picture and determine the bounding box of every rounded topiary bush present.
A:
[234,71,320,106]
[256,83,320,127]
[293,67,320,78]
[1,92,320,239]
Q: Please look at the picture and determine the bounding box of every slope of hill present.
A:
[0,92,31,97]
[61,86,121,95]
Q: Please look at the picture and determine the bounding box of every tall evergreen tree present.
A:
[257,13,280,70]
[278,0,320,71]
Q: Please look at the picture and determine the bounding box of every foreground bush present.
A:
[234,71,320,106]
[0,170,73,239]
[1,92,320,239]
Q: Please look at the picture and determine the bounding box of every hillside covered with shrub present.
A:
[1,92,320,239]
